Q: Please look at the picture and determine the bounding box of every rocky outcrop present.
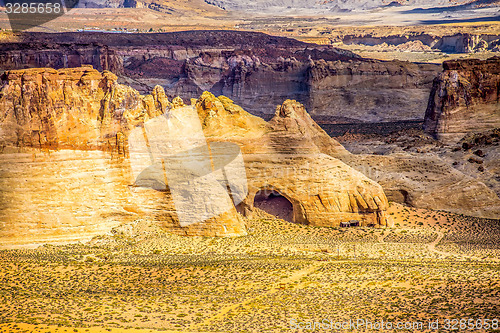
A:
[0,67,248,239]
[0,66,167,152]
[191,93,389,227]
[424,57,500,142]
[0,43,123,74]
[338,153,500,220]
[340,32,500,54]
[0,67,391,247]
[0,31,440,123]
[0,67,247,238]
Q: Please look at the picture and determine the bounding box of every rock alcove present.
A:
[253,189,295,223]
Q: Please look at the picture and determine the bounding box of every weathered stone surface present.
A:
[194,94,389,227]
[0,68,248,239]
[306,59,439,122]
[267,99,350,157]
[339,153,500,220]
[0,66,162,152]
[0,31,440,123]
[0,67,391,246]
[198,0,472,13]
[424,57,500,142]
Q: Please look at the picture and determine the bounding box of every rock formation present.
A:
[192,93,388,227]
[424,57,500,142]
[306,59,439,122]
[338,153,500,220]
[202,0,471,13]
[0,66,164,152]
[340,33,500,54]
[0,31,440,123]
[0,67,391,246]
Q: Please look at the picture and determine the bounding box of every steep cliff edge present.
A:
[337,32,500,54]
[0,66,166,151]
[424,57,500,142]
[0,31,440,123]
[0,67,390,247]
[307,59,439,122]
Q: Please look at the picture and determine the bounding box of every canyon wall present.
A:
[306,59,438,122]
[424,57,500,142]
[0,66,391,247]
[0,31,440,123]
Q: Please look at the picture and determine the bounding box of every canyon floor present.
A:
[0,201,499,332]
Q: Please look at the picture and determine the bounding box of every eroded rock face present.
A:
[341,33,500,54]
[0,67,245,239]
[435,34,499,53]
[0,66,170,152]
[0,67,390,246]
[0,31,440,123]
[306,59,439,122]
[424,57,500,142]
[338,153,500,220]
[195,93,389,227]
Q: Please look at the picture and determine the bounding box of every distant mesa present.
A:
[199,0,481,13]
[69,0,497,12]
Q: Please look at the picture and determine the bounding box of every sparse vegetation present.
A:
[0,203,499,332]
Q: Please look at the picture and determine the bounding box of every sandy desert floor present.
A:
[0,202,499,332]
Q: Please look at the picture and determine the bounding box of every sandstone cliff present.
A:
[424,57,500,142]
[307,59,439,122]
[0,31,440,123]
[0,66,165,152]
[191,93,387,227]
[338,152,500,220]
[0,67,390,247]
[339,32,500,54]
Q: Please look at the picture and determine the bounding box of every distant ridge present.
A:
[201,0,480,13]
[69,0,495,11]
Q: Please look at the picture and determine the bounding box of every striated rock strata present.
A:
[0,67,390,246]
[0,31,440,123]
[339,33,500,54]
[424,57,500,142]
[307,59,439,121]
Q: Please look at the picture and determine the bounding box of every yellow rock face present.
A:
[0,67,389,246]
[192,95,388,227]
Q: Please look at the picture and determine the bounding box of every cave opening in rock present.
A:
[253,189,294,223]
[386,189,411,206]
